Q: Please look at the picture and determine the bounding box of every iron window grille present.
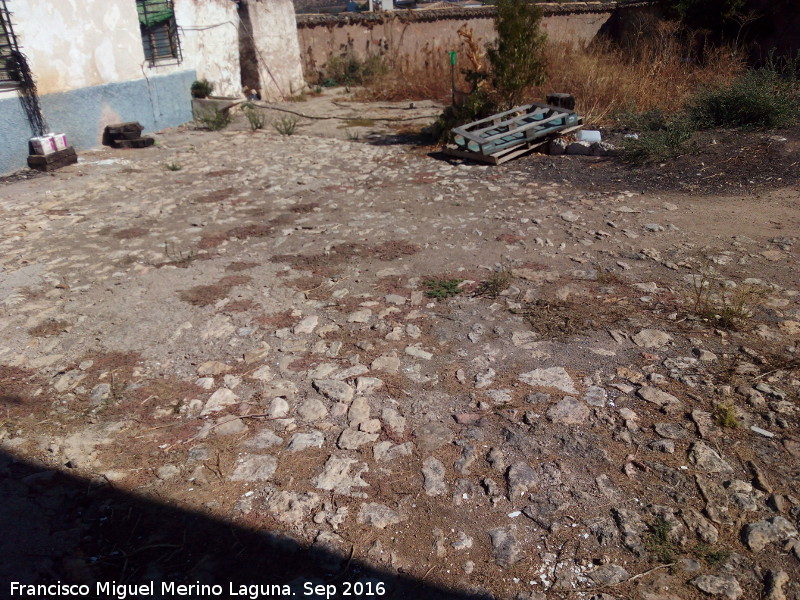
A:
[137,0,182,66]
[0,0,22,89]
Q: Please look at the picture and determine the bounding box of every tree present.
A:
[657,0,747,40]
[486,0,547,109]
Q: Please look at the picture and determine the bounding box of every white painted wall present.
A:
[0,0,302,102]
[244,0,305,100]
[4,0,146,96]
[158,0,242,97]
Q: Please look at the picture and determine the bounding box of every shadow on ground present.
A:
[0,449,495,600]
[366,131,437,147]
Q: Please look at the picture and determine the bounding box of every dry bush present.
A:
[358,25,486,103]
[359,21,744,125]
[535,29,744,124]
[358,46,459,103]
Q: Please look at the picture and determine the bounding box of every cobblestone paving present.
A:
[0,117,798,599]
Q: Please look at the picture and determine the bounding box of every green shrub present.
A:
[433,0,547,140]
[432,88,495,143]
[622,114,696,163]
[645,516,676,563]
[477,267,511,298]
[197,109,231,131]
[245,108,266,130]
[694,543,732,566]
[486,0,547,110]
[423,279,464,300]
[714,402,739,428]
[191,79,214,99]
[273,116,299,136]
[689,68,800,129]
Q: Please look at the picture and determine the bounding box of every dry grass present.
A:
[358,24,485,103]
[686,262,768,330]
[358,49,458,103]
[178,275,252,307]
[535,28,744,124]
[28,320,70,337]
[358,22,744,125]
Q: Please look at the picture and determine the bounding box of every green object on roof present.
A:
[137,0,174,27]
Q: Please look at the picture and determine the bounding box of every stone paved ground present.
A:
[0,100,799,600]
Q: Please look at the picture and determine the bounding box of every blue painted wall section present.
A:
[0,70,196,175]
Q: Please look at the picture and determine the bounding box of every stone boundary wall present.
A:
[297,2,636,79]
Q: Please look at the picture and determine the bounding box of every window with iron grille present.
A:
[0,0,22,89]
[137,0,182,66]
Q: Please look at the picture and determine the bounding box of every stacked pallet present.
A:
[102,122,155,149]
[445,99,582,165]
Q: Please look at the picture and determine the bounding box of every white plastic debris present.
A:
[576,130,601,143]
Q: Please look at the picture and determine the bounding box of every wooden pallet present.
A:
[444,123,583,165]
[451,102,581,158]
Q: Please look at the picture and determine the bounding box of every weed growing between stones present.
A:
[694,544,732,566]
[423,279,464,299]
[645,516,676,564]
[273,116,299,136]
[714,401,740,428]
[476,267,511,298]
[165,161,182,171]
[245,107,266,130]
[28,320,69,338]
[688,274,766,331]
[160,241,197,268]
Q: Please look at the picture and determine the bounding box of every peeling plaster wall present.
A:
[243,0,306,101]
[6,0,146,95]
[3,0,241,98]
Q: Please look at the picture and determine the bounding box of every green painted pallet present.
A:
[448,102,581,164]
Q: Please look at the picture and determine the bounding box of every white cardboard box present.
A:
[30,136,56,155]
[52,133,67,151]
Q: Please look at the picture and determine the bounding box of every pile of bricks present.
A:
[102,122,155,149]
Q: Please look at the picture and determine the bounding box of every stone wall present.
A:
[297,2,619,80]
